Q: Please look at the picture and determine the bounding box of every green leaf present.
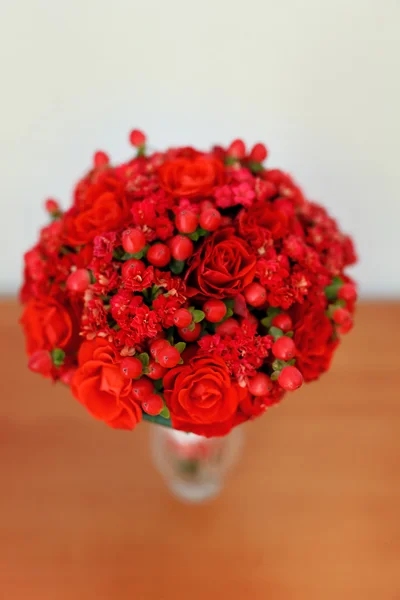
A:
[142,413,172,428]
[225,308,234,319]
[325,276,343,301]
[267,306,281,318]
[170,259,185,275]
[197,227,209,237]
[270,371,280,381]
[159,405,170,419]
[187,231,200,242]
[287,358,296,366]
[137,353,150,367]
[154,379,164,392]
[269,326,284,340]
[272,359,287,372]
[224,299,235,310]
[121,245,149,261]
[248,160,265,173]
[174,342,187,353]
[286,330,294,338]
[261,316,272,328]
[51,348,65,367]
[192,309,205,323]
[224,156,238,166]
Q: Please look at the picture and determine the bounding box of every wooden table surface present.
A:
[0,300,399,599]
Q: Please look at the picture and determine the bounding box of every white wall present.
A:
[0,0,399,297]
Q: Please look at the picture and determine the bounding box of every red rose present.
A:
[20,297,75,355]
[293,305,338,381]
[186,228,256,299]
[63,171,129,245]
[237,201,288,249]
[163,355,247,437]
[71,338,142,430]
[158,156,224,198]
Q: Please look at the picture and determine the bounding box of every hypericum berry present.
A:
[150,339,170,360]
[175,210,198,234]
[244,283,267,307]
[169,235,194,261]
[93,151,109,168]
[66,269,90,293]
[278,366,303,391]
[45,198,60,215]
[147,360,167,380]
[203,299,227,323]
[215,318,240,336]
[157,345,181,368]
[121,229,146,254]
[147,243,171,267]
[271,313,293,332]
[199,208,222,232]
[131,377,155,401]
[272,336,296,361]
[337,319,353,334]
[121,258,146,279]
[142,394,164,416]
[338,283,357,303]
[173,308,193,328]
[129,129,146,147]
[28,350,52,375]
[120,357,142,379]
[200,200,214,212]
[249,143,268,163]
[248,373,273,396]
[178,322,201,342]
[332,307,352,326]
[227,139,246,159]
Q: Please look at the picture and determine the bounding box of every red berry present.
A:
[28,350,52,375]
[131,377,155,401]
[332,307,352,326]
[244,283,267,308]
[215,318,240,336]
[271,313,293,332]
[147,243,171,267]
[338,283,357,303]
[203,299,227,323]
[121,258,146,279]
[150,339,170,360]
[129,129,146,147]
[249,143,268,163]
[248,373,273,396]
[272,336,296,361]
[173,308,193,328]
[93,151,109,168]
[147,360,167,380]
[278,366,303,391]
[142,394,164,416]
[227,139,246,159]
[120,357,142,379]
[175,210,198,234]
[200,200,214,212]
[337,319,353,334]
[121,229,146,254]
[178,322,201,342]
[66,269,90,293]
[158,345,181,369]
[45,198,60,214]
[199,208,222,232]
[169,235,194,261]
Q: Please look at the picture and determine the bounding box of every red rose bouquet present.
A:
[20,131,357,437]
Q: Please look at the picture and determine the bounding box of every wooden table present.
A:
[0,300,399,599]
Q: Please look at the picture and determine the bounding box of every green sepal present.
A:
[248,160,264,173]
[159,404,170,419]
[121,245,149,261]
[224,156,238,166]
[270,371,280,381]
[191,309,205,323]
[272,359,287,372]
[187,231,200,242]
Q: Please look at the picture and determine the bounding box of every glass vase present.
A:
[150,425,244,503]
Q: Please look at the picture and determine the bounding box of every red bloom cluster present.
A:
[20,131,357,436]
